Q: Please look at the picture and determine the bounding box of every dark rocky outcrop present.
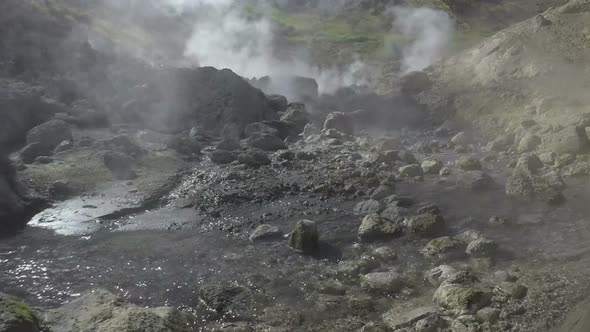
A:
[0,154,47,233]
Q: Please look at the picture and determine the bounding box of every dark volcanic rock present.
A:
[289,220,319,254]
[20,142,52,164]
[0,155,47,232]
[199,284,253,320]
[26,119,73,151]
[126,67,273,134]
[280,103,310,133]
[0,79,58,149]
[0,292,42,332]
[323,112,354,135]
[245,133,287,151]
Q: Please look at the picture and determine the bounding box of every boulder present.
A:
[237,151,271,167]
[450,132,469,146]
[288,220,319,254]
[261,120,299,140]
[26,119,73,151]
[433,282,491,314]
[323,112,354,135]
[134,67,273,134]
[266,94,288,113]
[546,126,589,155]
[0,79,58,149]
[103,152,137,180]
[426,265,458,286]
[244,123,279,138]
[280,103,310,133]
[422,237,467,259]
[408,213,445,236]
[457,157,482,171]
[421,159,444,174]
[517,133,542,153]
[400,71,432,96]
[0,155,47,232]
[250,224,283,242]
[166,136,202,156]
[20,142,52,164]
[506,155,565,203]
[46,289,196,332]
[466,238,498,257]
[358,213,403,242]
[0,292,42,332]
[210,150,238,164]
[216,139,241,151]
[245,134,287,151]
[353,200,383,216]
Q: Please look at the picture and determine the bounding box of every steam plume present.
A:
[392,7,454,74]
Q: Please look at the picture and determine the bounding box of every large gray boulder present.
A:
[46,289,196,332]
[0,292,42,332]
[26,119,73,151]
[127,67,273,134]
[506,154,565,204]
[0,155,47,232]
[0,79,60,149]
[323,112,354,135]
[280,103,310,134]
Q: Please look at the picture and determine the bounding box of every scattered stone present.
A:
[422,237,466,259]
[250,224,283,242]
[476,307,500,324]
[353,200,382,216]
[361,271,404,293]
[358,213,403,242]
[457,157,482,171]
[408,213,445,236]
[382,306,438,331]
[26,119,73,151]
[210,150,238,164]
[466,238,499,257]
[426,265,458,286]
[103,151,137,180]
[303,123,320,139]
[288,220,319,254]
[506,155,565,203]
[399,164,423,177]
[421,159,443,174]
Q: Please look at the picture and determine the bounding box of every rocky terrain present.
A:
[3,0,590,332]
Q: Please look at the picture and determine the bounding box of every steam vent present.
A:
[3,0,590,331]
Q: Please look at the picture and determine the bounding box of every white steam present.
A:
[392,7,454,74]
[179,0,367,98]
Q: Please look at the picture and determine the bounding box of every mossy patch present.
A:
[0,294,42,330]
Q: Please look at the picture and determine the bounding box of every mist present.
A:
[391,7,454,74]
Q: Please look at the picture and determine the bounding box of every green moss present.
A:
[0,296,41,325]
